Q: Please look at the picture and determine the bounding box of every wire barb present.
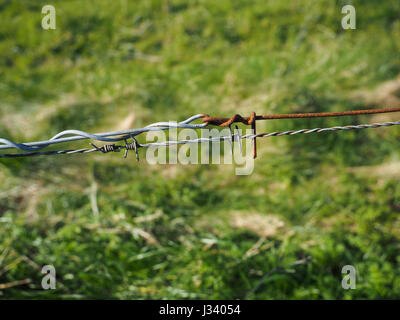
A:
[90,143,120,154]
[250,112,257,159]
[124,135,140,161]
[234,125,242,154]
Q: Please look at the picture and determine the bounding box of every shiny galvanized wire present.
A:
[0,114,207,152]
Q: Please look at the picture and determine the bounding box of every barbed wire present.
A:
[0,114,207,152]
[9,107,398,152]
[1,118,399,159]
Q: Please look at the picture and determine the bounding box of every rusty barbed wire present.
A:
[201,107,400,126]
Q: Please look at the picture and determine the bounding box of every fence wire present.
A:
[0,114,207,152]
[1,109,399,159]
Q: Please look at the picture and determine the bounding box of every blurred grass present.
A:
[1,0,400,299]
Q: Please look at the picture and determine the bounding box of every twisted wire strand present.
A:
[2,120,399,158]
[0,148,98,158]
[252,121,400,138]
[0,114,207,152]
[139,120,400,146]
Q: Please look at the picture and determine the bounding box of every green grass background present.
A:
[1,0,400,299]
